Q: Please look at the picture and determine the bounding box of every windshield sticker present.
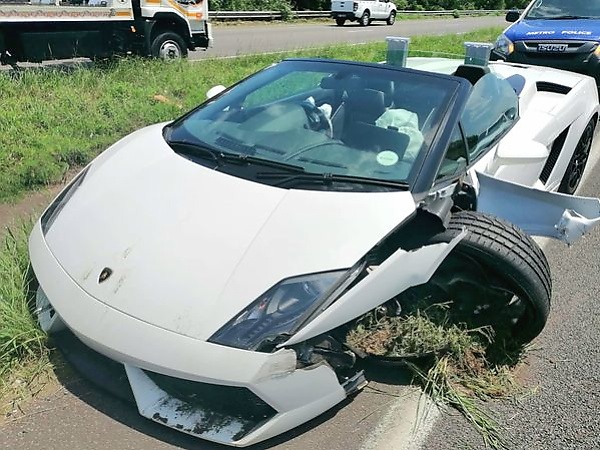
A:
[376,151,399,166]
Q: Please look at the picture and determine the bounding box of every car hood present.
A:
[507,19,600,42]
[44,124,417,341]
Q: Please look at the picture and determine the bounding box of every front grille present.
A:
[540,127,570,184]
[536,81,571,95]
[523,52,579,61]
[53,329,277,443]
[144,370,277,441]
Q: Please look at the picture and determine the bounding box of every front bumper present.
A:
[331,12,357,20]
[492,41,600,86]
[29,221,347,447]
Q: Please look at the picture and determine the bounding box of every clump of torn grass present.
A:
[0,221,50,407]
[347,305,523,449]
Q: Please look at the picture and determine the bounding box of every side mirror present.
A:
[497,138,548,161]
[505,10,520,23]
[206,85,226,99]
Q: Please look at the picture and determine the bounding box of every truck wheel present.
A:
[151,32,188,60]
[360,11,370,27]
[336,18,346,26]
[387,11,396,25]
[425,211,551,345]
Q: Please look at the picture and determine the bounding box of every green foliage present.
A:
[0,222,47,382]
[208,0,530,13]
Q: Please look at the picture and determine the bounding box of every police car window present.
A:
[460,73,518,163]
[526,0,600,19]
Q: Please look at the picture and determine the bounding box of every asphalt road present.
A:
[423,152,600,449]
[192,16,506,59]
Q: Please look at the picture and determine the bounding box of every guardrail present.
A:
[211,9,505,21]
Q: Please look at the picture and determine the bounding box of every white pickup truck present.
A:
[331,0,397,27]
[0,0,212,64]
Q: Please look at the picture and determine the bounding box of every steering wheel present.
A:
[299,101,333,138]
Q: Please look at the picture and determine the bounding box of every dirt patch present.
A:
[0,170,78,233]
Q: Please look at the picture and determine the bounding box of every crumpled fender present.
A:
[475,171,600,245]
[283,232,466,346]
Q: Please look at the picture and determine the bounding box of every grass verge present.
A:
[0,26,502,202]
[0,221,51,416]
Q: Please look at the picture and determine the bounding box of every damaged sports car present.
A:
[29,56,600,446]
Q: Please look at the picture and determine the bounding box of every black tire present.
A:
[426,211,551,345]
[360,10,370,26]
[559,118,596,195]
[150,31,188,60]
[387,10,396,25]
[336,18,346,26]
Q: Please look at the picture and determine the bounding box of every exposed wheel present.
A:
[387,10,396,25]
[559,118,596,194]
[423,211,551,345]
[336,18,346,26]
[150,32,188,60]
[360,10,370,26]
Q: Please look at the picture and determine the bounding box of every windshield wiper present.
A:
[167,139,226,166]
[257,171,410,190]
[168,139,306,173]
[546,15,592,20]
[226,154,306,173]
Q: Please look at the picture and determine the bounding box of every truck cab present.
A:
[330,0,396,27]
[0,0,212,64]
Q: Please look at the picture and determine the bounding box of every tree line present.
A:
[210,0,530,13]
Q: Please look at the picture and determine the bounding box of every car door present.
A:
[378,0,392,19]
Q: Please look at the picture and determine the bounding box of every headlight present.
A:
[209,267,362,351]
[41,166,90,235]
[494,34,514,57]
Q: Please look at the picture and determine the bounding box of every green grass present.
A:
[0,222,49,394]
[0,26,501,202]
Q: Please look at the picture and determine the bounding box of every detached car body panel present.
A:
[492,0,600,85]
[30,56,600,446]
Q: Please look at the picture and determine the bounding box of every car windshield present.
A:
[525,0,600,19]
[165,59,459,190]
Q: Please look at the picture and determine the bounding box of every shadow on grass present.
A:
[2,59,95,77]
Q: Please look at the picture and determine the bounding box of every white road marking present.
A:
[360,388,441,450]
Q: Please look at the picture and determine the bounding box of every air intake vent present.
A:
[215,136,254,154]
[540,127,570,183]
[536,81,571,95]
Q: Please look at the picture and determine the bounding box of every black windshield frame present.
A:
[165,58,472,194]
